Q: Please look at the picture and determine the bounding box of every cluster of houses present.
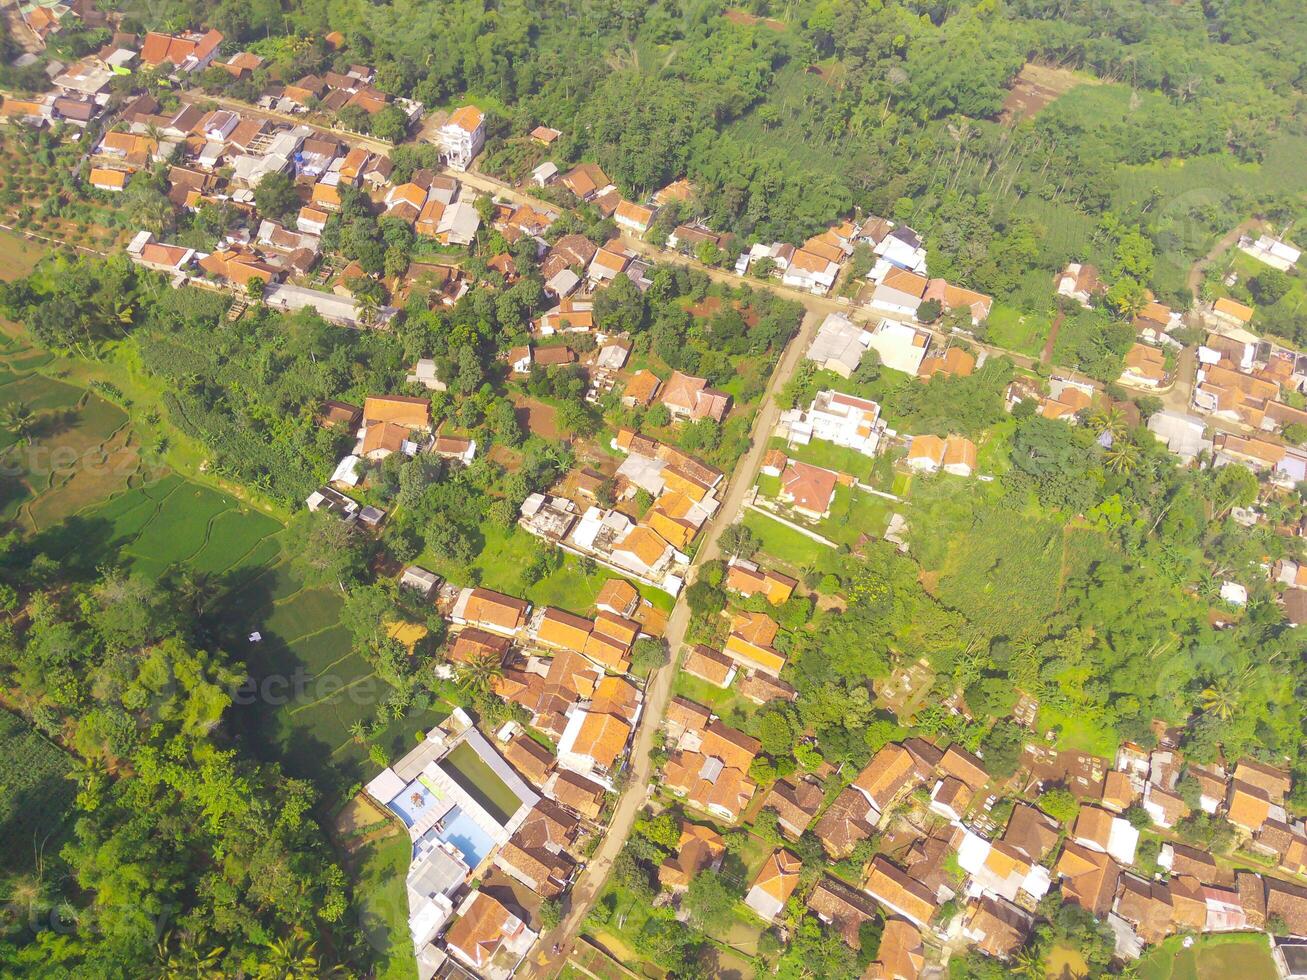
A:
[364,711,555,980]
[110,107,492,324]
[518,429,725,594]
[305,393,477,522]
[648,696,1307,977]
[366,551,678,977]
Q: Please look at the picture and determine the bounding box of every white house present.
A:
[436,105,485,171]
[782,389,883,457]
[873,227,927,275]
[866,319,931,376]
[1240,234,1301,272]
[1146,411,1211,464]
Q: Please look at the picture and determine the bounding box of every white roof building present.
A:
[781,389,883,458]
[436,201,481,246]
[866,319,931,376]
[806,312,872,378]
[1146,411,1211,464]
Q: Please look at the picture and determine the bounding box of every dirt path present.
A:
[524,308,825,979]
[1041,311,1065,365]
[1187,219,1264,298]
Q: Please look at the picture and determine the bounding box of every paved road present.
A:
[526,306,825,979]
[176,91,397,154]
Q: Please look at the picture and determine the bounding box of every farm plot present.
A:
[0,709,75,873]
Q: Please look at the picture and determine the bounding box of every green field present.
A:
[823,484,894,547]
[986,303,1053,357]
[421,519,674,614]
[351,833,419,980]
[743,509,832,572]
[1135,932,1279,980]
[768,435,876,483]
[0,709,76,873]
[440,740,523,824]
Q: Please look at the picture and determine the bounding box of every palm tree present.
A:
[2,401,36,443]
[1088,405,1126,441]
[152,931,226,979]
[255,933,326,980]
[1011,946,1046,978]
[455,652,504,695]
[1200,678,1241,720]
[1105,440,1140,475]
[348,720,367,744]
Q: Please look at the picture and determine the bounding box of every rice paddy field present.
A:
[1135,932,1279,980]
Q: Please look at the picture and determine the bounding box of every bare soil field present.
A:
[1000,63,1099,124]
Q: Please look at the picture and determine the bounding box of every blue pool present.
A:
[436,805,494,868]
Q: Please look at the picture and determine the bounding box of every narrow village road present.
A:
[525,307,825,979]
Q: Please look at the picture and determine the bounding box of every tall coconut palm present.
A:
[1088,404,1126,441]
[254,933,331,979]
[1105,440,1140,475]
[1200,677,1241,721]
[1,401,36,443]
[152,931,226,979]
[455,652,504,695]
[1010,946,1046,979]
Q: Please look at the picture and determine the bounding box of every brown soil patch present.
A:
[488,443,523,473]
[512,394,561,440]
[687,295,724,319]
[917,569,940,596]
[723,8,786,30]
[1000,63,1097,124]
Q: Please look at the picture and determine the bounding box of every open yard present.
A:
[420,519,673,615]
[0,229,45,284]
[1134,932,1278,980]
[350,833,419,980]
[743,509,832,573]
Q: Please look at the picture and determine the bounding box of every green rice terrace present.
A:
[0,333,426,803]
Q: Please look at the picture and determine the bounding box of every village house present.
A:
[140,29,224,74]
[744,849,802,923]
[763,776,825,840]
[925,279,993,325]
[442,891,536,980]
[871,267,929,318]
[874,226,928,276]
[781,389,884,458]
[782,247,840,295]
[918,344,977,380]
[450,587,530,636]
[724,558,797,605]
[657,821,725,893]
[905,434,977,477]
[560,163,614,202]
[867,319,932,376]
[864,856,939,929]
[1056,263,1104,308]
[681,645,736,688]
[614,200,657,236]
[723,610,786,676]
[1240,234,1301,272]
[807,312,873,378]
[1121,343,1168,387]
[777,460,840,520]
[659,371,731,423]
[1211,296,1255,328]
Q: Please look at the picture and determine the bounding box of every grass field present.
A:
[823,484,894,547]
[768,435,876,483]
[351,833,419,980]
[1135,932,1278,980]
[986,303,1053,357]
[743,509,831,573]
[0,230,45,284]
[0,709,75,874]
[421,520,674,614]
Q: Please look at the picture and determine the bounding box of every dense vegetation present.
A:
[0,550,354,975]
